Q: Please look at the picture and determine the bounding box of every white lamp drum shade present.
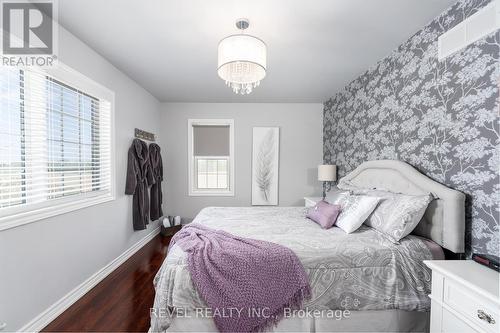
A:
[318,165,337,181]
[217,29,267,95]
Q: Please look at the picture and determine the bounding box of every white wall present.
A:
[0,27,162,330]
[160,103,323,220]
[0,30,322,330]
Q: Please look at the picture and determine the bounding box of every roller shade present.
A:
[0,67,112,213]
[193,125,230,156]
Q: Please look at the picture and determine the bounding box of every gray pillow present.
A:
[359,190,433,241]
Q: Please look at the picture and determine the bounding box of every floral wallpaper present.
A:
[323,0,499,256]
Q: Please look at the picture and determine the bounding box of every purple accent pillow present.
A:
[306,200,342,229]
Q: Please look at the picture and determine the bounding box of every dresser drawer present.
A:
[443,278,499,333]
[442,307,478,333]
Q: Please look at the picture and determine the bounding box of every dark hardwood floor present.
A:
[43,234,171,332]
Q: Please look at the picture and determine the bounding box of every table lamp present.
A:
[318,164,337,200]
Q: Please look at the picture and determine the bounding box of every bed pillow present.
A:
[325,188,350,204]
[306,200,342,229]
[362,191,434,241]
[333,195,381,233]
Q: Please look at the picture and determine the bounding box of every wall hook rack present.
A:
[135,128,155,142]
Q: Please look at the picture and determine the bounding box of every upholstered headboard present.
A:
[338,160,465,253]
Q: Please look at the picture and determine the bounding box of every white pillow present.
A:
[332,195,381,233]
[325,188,350,204]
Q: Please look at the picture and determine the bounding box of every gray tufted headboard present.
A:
[338,160,465,253]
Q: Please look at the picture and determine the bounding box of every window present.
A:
[0,65,114,230]
[46,78,101,199]
[196,158,228,189]
[188,119,234,196]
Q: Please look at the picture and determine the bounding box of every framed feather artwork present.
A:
[251,127,280,205]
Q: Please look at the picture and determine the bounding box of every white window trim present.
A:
[188,119,234,196]
[0,62,116,232]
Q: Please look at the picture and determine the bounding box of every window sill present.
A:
[188,190,235,197]
[0,194,115,232]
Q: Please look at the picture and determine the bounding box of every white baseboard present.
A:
[18,226,160,332]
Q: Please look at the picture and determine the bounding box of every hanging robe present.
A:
[149,143,164,221]
[125,139,155,230]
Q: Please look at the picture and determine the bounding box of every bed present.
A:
[150,160,465,332]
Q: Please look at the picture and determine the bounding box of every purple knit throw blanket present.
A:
[169,224,311,332]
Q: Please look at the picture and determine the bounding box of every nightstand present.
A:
[424,260,500,333]
[304,196,323,208]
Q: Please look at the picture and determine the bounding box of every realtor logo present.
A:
[1,0,57,66]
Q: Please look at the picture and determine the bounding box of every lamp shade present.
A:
[318,165,337,181]
[217,34,267,84]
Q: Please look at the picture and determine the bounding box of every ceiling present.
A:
[56,0,456,103]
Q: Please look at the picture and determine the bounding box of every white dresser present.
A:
[424,260,500,333]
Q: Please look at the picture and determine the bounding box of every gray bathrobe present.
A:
[125,139,155,230]
[149,143,163,221]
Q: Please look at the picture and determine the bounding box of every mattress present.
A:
[150,207,441,332]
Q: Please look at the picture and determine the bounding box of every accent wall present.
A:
[323,0,499,255]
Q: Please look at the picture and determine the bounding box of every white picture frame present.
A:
[251,127,280,205]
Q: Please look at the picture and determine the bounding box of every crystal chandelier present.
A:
[217,19,267,95]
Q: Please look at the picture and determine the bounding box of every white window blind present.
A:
[0,66,113,228]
